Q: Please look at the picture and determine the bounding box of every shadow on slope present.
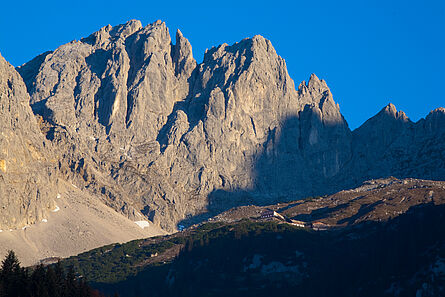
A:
[178,113,347,227]
[92,203,445,297]
[178,102,445,228]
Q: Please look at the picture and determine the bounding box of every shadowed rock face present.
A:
[4,19,443,232]
[0,53,57,229]
[346,104,445,187]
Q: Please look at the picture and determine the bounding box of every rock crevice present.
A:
[1,19,443,232]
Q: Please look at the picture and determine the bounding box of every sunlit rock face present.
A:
[3,19,442,231]
[0,53,57,230]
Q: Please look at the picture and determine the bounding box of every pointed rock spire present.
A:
[383,102,397,114]
[297,74,343,126]
[307,73,321,88]
[173,29,196,77]
[378,103,409,122]
[307,73,328,92]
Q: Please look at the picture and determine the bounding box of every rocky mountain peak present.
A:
[355,103,411,135]
[196,34,296,113]
[110,19,143,39]
[307,73,328,93]
[297,74,333,109]
[297,73,344,129]
[379,103,409,122]
[251,35,276,54]
[1,19,443,236]
[384,102,397,114]
[82,19,143,48]
[173,29,196,77]
[422,107,445,132]
[427,107,445,117]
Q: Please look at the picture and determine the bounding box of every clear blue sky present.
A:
[0,0,443,129]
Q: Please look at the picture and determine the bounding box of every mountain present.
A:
[0,53,57,230]
[348,104,445,185]
[0,49,163,267]
[60,178,445,297]
[0,19,443,264]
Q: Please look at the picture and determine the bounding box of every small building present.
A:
[290,219,309,228]
[311,221,330,231]
[261,209,276,219]
[260,209,285,220]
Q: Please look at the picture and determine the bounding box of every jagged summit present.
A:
[81,19,143,48]
[0,19,443,240]
[173,28,196,77]
[355,103,411,135]
[297,74,332,106]
[427,107,445,118]
[307,73,329,92]
[422,107,445,132]
[377,102,410,122]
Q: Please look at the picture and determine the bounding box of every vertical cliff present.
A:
[8,19,445,232]
[0,53,57,229]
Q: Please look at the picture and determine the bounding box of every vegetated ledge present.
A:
[58,178,445,294]
[62,202,445,297]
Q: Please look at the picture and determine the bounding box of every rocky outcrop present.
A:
[297,74,351,186]
[347,104,445,185]
[0,53,57,230]
[5,19,444,232]
[15,20,200,230]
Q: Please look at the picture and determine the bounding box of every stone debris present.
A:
[134,220,150,229]
[0,19,442,235]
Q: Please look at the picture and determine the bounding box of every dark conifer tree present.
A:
[17,266,31,297]
[45,265,58,297]
[0,250,22,297]
[31,264,49,297]
[0,251,102,297]
[53,261,66,297]
[65,266,78,297]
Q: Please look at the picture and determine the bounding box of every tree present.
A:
[0,251,100,297]
[0,250,20,276]
[31,264,49,297]
[45,265,58,297]
[65,266,78,297]
[53,261,66,297]
[0,251,23,297]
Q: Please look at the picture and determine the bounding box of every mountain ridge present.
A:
[0,20,443,264]
[60,177,445,297]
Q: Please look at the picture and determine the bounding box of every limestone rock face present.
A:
[0,53,57,229]
[7,19,444,232]
[347,104,445,185]
[297,74,351,182]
